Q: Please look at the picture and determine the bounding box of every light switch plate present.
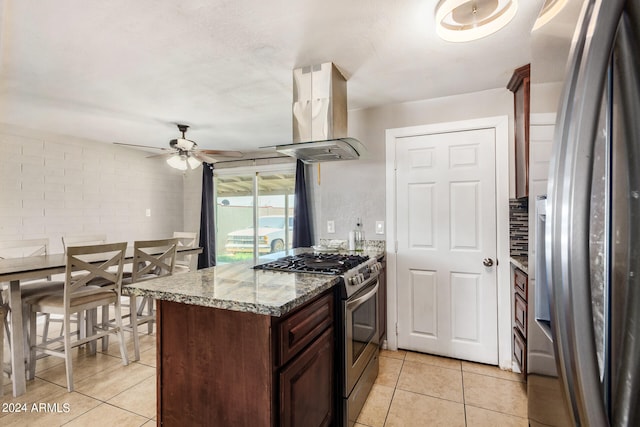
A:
[327,220,335,234]
[375,221,384,234]
[145,208,151,217]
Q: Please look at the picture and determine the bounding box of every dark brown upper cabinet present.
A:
[508,64,531,199]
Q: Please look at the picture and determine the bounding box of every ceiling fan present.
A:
[114,124,243,170]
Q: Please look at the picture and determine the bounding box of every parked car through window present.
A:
[225,215,293,254]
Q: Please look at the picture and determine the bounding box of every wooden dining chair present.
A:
[172,231,198,273]
[61,234,109,340]
[26,242,130,392]
[62,233,129,278]
[0,238,65,379]
[61,234,107,252]
[0,238,49,259]
[121,238,178,361]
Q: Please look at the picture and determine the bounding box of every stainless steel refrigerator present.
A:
[530,0,640,425]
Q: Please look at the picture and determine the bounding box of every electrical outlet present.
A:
[327,220,335,234]
[145,208,151,217]
[375,221,384,234]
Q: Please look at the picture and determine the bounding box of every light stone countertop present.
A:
[123,248,384,317]
[510,256,528,274]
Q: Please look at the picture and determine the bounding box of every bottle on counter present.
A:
[355,218,365,252]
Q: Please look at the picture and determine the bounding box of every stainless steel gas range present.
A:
[254,251,382,427]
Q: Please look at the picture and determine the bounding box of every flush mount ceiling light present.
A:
[532,0,569,31]
[436,0,519,42]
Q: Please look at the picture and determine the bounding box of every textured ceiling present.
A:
[0,0,574,153]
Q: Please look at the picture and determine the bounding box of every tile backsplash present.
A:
[318,239,385,252]
[509,198,528,257]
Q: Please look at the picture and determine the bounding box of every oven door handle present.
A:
[346,281,379,311]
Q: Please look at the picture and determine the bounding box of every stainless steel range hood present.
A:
[275,63,363,163]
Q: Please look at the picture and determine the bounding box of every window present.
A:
[214,165,295,264]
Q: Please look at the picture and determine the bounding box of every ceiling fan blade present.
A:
[192,152,219,163]
[198,149,243,158]
[146,152,177,159]
[113,142,172,151]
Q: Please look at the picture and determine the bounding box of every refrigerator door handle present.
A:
[546,0,625,425]
[609,5,640,426]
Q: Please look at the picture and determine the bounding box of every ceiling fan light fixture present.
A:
[171,137,197,151]
[187,156,202,169]
[435,0,518,42]
[166,155,187,171]
[116,123,242,170]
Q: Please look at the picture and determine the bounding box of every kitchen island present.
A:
[124,250,377,427]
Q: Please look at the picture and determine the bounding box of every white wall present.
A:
[531,82,563,115]
[0,123,185,253]
[183,167,202,239]
[309,87,514,241]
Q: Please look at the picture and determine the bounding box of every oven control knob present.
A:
[350,274,364,285]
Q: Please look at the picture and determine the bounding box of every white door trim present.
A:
[385,116,512,369]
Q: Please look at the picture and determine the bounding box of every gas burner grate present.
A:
[254,253,369,275]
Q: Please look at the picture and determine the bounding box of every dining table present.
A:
[0,245,203,397]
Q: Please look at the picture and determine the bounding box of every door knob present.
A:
[482,258,494,267]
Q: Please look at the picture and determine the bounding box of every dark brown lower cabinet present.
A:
[156,290,334,427]
[513,328,527,376]
[280,328,333,427]
[513,267,528,378]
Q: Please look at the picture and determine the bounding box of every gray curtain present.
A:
[292,160,313,248]
[197,163,216,269]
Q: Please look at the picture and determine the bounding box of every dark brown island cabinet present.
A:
[156,289,335,427]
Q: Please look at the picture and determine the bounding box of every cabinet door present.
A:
[514,292,528,339]
[513,328,527,376]
[508,64,531,198]
[280,327,334,427]
[514,267,528,300]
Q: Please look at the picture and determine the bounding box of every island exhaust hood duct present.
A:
[275,62,363,163]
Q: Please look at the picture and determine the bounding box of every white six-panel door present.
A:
[395,127,498,364]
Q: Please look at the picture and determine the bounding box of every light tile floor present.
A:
[3,322,527,426]
[356,349,528,427]
[2,319,158,427]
